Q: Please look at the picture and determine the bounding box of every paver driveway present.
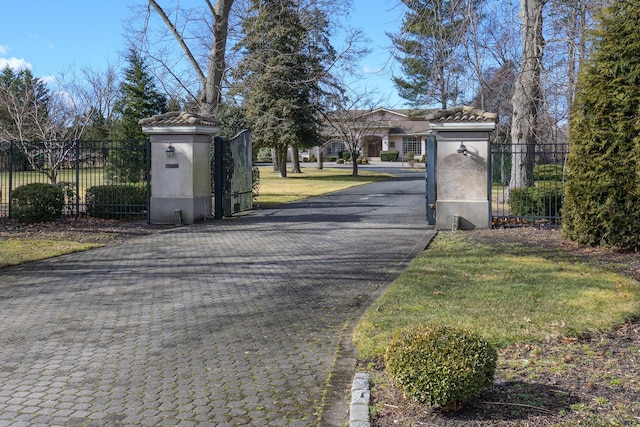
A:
[0,172,434,426]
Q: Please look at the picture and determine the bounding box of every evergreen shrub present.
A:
[385,325,497,408]
[86,184,146,218]
[11,183,65,223]
[562,0,640,249]
[381,150,399,162]
[510,185,563,219]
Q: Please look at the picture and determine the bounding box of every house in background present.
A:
[317,107,432,161]
[298,106,497,163]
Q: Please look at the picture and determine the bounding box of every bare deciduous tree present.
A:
[132,0,234,116]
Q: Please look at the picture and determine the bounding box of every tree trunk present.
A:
[290,146,301,173]
[276,146,288,178]
[509,0,546,191]
[351,149,359,177]
[148,0,233,116]
[316,147,323,170]
[201,0,233,116]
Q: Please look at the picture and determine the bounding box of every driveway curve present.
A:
[0,170,435,426]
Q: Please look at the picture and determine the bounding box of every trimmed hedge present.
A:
[85,184,147,218]
[385,325,497,409]
[510,185,563,219]
[11,183,65,223]
[381,150,399,162]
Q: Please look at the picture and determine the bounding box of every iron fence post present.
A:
[75,139,80,219]
[8,140,13,219]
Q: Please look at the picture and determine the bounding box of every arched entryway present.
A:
[363,136,382,158]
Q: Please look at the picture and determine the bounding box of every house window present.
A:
[389,141,395,148]
[403,137,420,154]
[324,141,346,157]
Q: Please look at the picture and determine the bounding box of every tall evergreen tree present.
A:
[234,0,325,178]
[562,0,640,249]
[390,0,475,109]
[109,49,167,183]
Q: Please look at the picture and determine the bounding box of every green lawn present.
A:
[353,231,640,360]
[254,166,393,205]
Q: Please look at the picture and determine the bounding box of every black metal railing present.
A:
[491,140,568,227]
[0,139,150,221]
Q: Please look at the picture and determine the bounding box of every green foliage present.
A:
[11,183,64,223]
[342,150,351,161]
[234,0,332,176]
[563,0,640,249]
[381,150,399,162]
[385,325,497,408]
[214,104,248,140]
[510,185,563,219]
[405,151,415,160]
[533,164,563,182]
[85,184,146,218]
[109,49,166,183]
[0,66,51,141]
[256,147,272,162]
[336,158,345,164]
[390,0,476,108]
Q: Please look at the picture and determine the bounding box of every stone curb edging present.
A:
[350,372,371,427]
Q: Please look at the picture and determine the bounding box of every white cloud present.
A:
[0,57,32,71]
[361,65,383,75]
[0,45,7,55]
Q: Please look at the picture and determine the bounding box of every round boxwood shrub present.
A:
[11,183,65,223]
[385,325,497,409]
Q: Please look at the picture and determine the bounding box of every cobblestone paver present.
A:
[0,176,434,426]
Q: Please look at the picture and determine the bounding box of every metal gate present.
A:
[212,130,253,218]
[490,140,568,227]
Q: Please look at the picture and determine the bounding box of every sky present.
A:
[0,0,408,108]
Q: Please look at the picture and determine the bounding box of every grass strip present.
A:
[0,239,102,268]
[353,231,640,360]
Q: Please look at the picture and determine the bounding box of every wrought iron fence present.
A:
[491,140,568,227]
[0,139,150,221]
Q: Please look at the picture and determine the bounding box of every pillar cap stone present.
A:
[140,111,220,135]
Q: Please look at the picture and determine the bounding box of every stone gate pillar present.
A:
[140,112,219,225]
[426,106,497,230]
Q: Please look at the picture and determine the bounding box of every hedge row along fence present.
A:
[491,141,568,227]
[0,139,150,221]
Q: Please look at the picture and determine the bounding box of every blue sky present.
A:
[1,0,408,107]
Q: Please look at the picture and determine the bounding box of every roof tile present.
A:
[139,111,219,127]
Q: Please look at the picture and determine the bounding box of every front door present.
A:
[366,138,382,157]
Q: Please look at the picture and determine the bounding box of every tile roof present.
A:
[138,111,219,127]
[425,106,497,123]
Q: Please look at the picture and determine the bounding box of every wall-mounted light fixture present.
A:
[166,143,175,158]
[456,142,468,156]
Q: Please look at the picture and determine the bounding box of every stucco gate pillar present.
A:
[139,111,219,225]
[425,106,497,230]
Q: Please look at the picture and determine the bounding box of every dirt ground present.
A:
[2,220,639,426]
[366,228,640,427]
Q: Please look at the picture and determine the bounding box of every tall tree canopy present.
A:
[109,49,167,183]
[234,0,327,178]
[0,67,51,142]
[562,0,640,249]
[112,49,168,141]
[390,0,476,109]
